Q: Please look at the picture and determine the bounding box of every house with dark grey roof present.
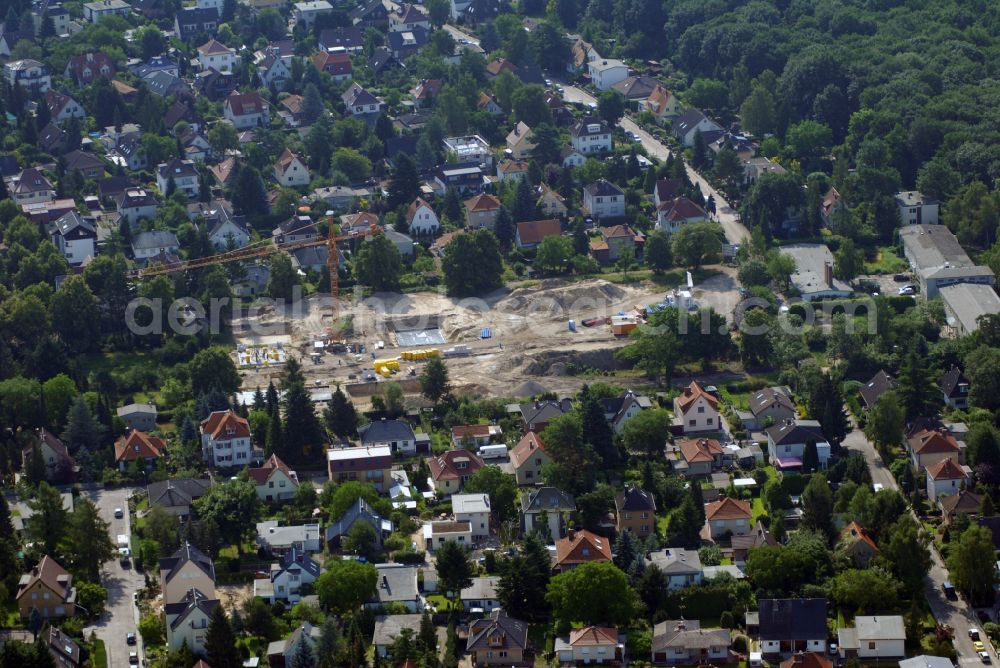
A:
[360,418,419,454]
[461,576,500,612]
[859,369,896,410]
[367,564,421,612]
[583,179,626,219]
[615,485,656,537]
[267,623,321,668]
[373,614,424,658]
[744,387,796,431]
[174,7,220,42]
[651,619,731,664]
[49,211,96,266]
[342,82,385,117]
[940,365,970,410]
[159,542,216,605]
[165,588,218,653]
[132,230,180,265]
[837,615,905,659]
[467,610,532,667]
[673,109,724,147]
[147,478,211,517]
[765,419,830,472]
[44,625,81,668]
[326,497,392,551]
[647,548,702,590]
[509,398,573,432]
[600,390,652,434]
[521,487,575,539]
[758,598,827,655]
[254,547,321,605]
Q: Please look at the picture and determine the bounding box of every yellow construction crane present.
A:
[131,220,381,326]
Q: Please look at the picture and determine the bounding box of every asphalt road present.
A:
[842,421,992,664]
[558,83,750,246]
[83,487,145,668]
[443,24,479,46]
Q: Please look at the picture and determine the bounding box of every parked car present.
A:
[114,508,124,519]
[980,652,991,664]
[943,581,957,599]
[129,651,139,665]
[972,629,982,641]
[893,273,909,282]
[126,632,136,645]
[898,284,916,295]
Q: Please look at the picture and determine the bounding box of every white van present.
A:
[479,444,508,460]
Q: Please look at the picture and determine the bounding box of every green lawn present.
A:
[92,639,107,668]
[425,594,461,612]
[751,496,766,522]
[865,247,908,274]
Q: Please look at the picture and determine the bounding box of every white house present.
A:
[460,576,500,613]
[131,230,180,263]
[571,117,613,155]
[648,548,703,591]
[423,521,473,553]
[588,59,628,90]
[561,147,586,169]
[582,179,626,220]
[672,381,720,434]
[359,419,419,455]
[369,564,421,612]
[156,159,199,198]
[555,627,620,665]
[49,211,96,266]
[673,110,724,147]
[116,188,160,227]
[274,148,311,188]
[197,39,240,73]
[342,82,385,117]
[452,494,491,539]
[223,91,270,129]
[926,458,969,502]
[765,419,831,473]
[895,191,939,226]
[651,620,731,665]
[656,196,708,233]
[249,454,300,502]
[82,0,130,22]
[837,616,905,660]
[406,197,440,235]
[204,204,250,249]
[165,589,218,653]
[44,90,85,123]
[4,59,51,92]
[199,410,253,468]
[705,497,752,540]
[293,0,334,28]
[253,547,320,604]
[255,521,322,556]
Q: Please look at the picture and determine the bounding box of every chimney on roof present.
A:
[824,262,833,288]
[567,529,576,542]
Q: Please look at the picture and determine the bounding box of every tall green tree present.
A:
[193,479,260,556]
[578,385,617,468]
[281,357,324,463]
[316,559,378,614]
[546,561,641,630]
[387,153,420,210]
[435,540,474,600]
[420,356,451,403]
[26,482,68,558]
[61,396,104,454]
[497,533,551,620]
[947,524,999,605]
[206,605,241,668]
[801,474,834,538]
[64,498,115,581]
[323,385,359,437]
[266,252,300,301]
[864,391,904,456]
[896,347,939,420]
[442,229,504,296]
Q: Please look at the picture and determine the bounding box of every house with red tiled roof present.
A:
[210,157,238,188]
[907,427,961,471]
[673,437,724,477]
[837,521,878,567]
[704,497,751,540]
[199,410,253,468]
[673,381,720,434]
[780,652,832,668]
[64,52,115,85]
[515,218,561,250]
[553,529,611,571]
[939,489,982,524]
[114,430,166,472]
[21,427,74,483]
[556,626,620,664]
[926,457,969,502]
[313,50,352,83]
[249,454,300,502]
[642,84,682,124]
[274,148,310,188]
[223,91,270,129]
[44,90,85,123]
[17,555,76,619]
[405,197,440,235]
[497,158,530,183]
[428,449,484,494]
[197,39,240,73]
[656,196,708,233]
[464,193,502,230]
[409,78,442,108]
[509,431,549,486]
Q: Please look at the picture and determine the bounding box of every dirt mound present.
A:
[499,280,628,317]
[522,349,628,376]
[511,380,550,397]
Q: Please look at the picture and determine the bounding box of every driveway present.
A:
[841,421,993,664]
[558,84,750,246]
[443,24,479,46]
[83,487,145,668]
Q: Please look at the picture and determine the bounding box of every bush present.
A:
[139,614,164,646]
[393,549,426,564]
[733,635,749,653]
[720,610,734,629]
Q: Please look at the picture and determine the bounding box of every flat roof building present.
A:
[898,225,994,298]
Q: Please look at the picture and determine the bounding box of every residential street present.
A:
[841,421,992,664]
[558,83,750,246]
[83,487,145,668]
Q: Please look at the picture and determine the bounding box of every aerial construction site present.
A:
[231,269,740,404]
